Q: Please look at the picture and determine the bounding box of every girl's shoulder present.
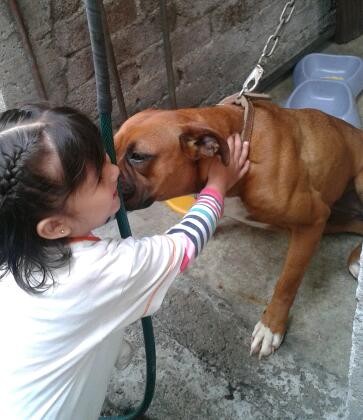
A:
[69,235,137,257]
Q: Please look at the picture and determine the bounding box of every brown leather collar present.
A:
[217,92,271,143]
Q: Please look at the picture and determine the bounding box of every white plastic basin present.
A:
[293,53,363,98]
[285,79,361,128]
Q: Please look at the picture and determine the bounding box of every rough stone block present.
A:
[54,11,90,56]
[173,0,221,20]
[66,46,94,91]
[116,60,140,92]
[123,70,168,113]
[0,55,37,108]
[136,0,160,20]
[104,0,138,34]
[51,0,82,21]
[209,0,249,35]
[111,14,161,61]
[67,77,98,121]
[0,32,22,63]
[18,0,52,42]
[22,32,68,104]
[0,3,15,41]
[135,43,164,85]
[170,13,211,62]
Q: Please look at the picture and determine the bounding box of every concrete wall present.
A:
[0,0,335,124]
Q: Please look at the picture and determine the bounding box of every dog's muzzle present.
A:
[118,175,155,211]
[119,178,136,203]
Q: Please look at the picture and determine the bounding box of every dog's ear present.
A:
[179,125,230,165]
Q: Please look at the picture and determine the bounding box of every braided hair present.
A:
[0,104,105,293]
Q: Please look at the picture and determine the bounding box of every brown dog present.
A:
[114,98,363,358]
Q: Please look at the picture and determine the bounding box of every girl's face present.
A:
[64,155,121,236]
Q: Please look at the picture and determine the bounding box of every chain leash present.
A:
[238,0,296,97]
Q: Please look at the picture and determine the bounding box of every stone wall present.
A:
[0,0,335,124]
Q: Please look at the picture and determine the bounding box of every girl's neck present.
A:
[68,234,100,243]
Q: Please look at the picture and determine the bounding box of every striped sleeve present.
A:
[166,187,224,272]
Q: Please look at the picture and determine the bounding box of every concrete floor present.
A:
[100,36,363,419]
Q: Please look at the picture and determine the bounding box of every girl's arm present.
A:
[166,134,249,272]
[166,187,223,272]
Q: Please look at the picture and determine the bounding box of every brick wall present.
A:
[0,0,335,125]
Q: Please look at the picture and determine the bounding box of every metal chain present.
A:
[238,0,295,97]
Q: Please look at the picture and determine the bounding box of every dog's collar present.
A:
[217,92,271,143]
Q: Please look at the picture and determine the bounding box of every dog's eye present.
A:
[129,152,145,163]
[127,151,152,165]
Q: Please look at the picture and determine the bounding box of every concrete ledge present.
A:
[345,251,363,419]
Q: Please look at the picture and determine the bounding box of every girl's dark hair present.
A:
[0,104,105,294]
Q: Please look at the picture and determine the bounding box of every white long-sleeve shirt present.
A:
[0,187,223,420]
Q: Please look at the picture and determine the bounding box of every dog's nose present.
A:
[119,177,136,202]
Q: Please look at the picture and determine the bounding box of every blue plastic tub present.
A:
[293,53,363,98]
[285,79,361,128]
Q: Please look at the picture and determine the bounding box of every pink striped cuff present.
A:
[179,235,196,272]
[200,187,224,204]
[196,198,222,219]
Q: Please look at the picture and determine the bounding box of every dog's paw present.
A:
[250,321,284,359]
[349,260,360,280]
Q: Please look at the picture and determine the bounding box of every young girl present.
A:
[0,104,249,419]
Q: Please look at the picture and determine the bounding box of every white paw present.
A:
[115,339,134,369]
[349,260,360,280]
[250,321,284,359]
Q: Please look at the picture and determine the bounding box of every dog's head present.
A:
[114,108,230,210]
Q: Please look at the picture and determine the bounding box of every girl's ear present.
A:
[36,216,71,240]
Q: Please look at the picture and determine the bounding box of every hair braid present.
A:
[0,145,27,207]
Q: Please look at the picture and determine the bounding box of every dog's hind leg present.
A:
[325,174,363,279]
[324,219,363,278]
[325,220,363,234]
[324,221,363,279]
[347,242,362,279]
[326,179,363,233]
[343,173,363,279]
[251,196,330,358]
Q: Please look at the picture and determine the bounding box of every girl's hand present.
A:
[206,133,249,196]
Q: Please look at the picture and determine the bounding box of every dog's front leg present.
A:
[250,202,330,358]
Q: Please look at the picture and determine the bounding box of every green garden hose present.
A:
[85,1,156,418]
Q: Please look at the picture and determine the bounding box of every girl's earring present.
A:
[60,228,65,235]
